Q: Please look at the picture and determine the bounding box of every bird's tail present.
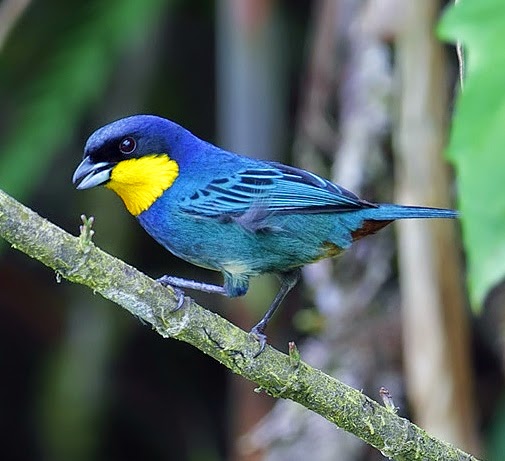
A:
[365,204,458,221]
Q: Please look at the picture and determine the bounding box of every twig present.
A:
[454,0,465,90]
[0,188,480,461]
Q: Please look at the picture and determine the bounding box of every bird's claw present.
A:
[172,287,186,312]
[156,276,186,312]
[250,326,268,358]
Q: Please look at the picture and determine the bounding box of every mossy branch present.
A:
[0,188,480,461]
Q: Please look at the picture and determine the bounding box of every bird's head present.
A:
[73,115,191,216]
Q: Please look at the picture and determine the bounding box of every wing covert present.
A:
[178,163,375,217]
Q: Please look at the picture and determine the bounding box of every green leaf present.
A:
[438,0,505,309]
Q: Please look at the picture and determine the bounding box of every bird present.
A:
[73,114,458,354]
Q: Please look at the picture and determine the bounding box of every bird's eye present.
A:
[119,137,136,154]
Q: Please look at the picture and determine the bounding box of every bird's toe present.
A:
[156,276,186,311]
[250,326,268,357]
[172,287,186,312]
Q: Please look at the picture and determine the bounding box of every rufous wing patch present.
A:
[351,219,392,241]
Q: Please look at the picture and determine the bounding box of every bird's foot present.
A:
[172,287,186,311]
[250,325,268,358]
[156,276,186,312]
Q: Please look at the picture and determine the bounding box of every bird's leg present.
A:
[250,268,301,356]
[157,275,228,295]
[157,275,228,312]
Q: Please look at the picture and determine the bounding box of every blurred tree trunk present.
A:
[392,0,479,454]
[216,0,286,161]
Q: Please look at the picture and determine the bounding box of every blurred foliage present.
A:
[0,0,168,201]
[439,0,505,309]
[487,393,505,461]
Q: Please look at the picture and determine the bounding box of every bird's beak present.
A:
[72,156,114,190]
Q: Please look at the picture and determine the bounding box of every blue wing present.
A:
[178,162,376,217]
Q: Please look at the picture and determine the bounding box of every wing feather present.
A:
[179,162,376,217]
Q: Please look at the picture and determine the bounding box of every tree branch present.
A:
[0,188,479,461]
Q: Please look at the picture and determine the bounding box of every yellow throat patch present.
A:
[106,154,179,216]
